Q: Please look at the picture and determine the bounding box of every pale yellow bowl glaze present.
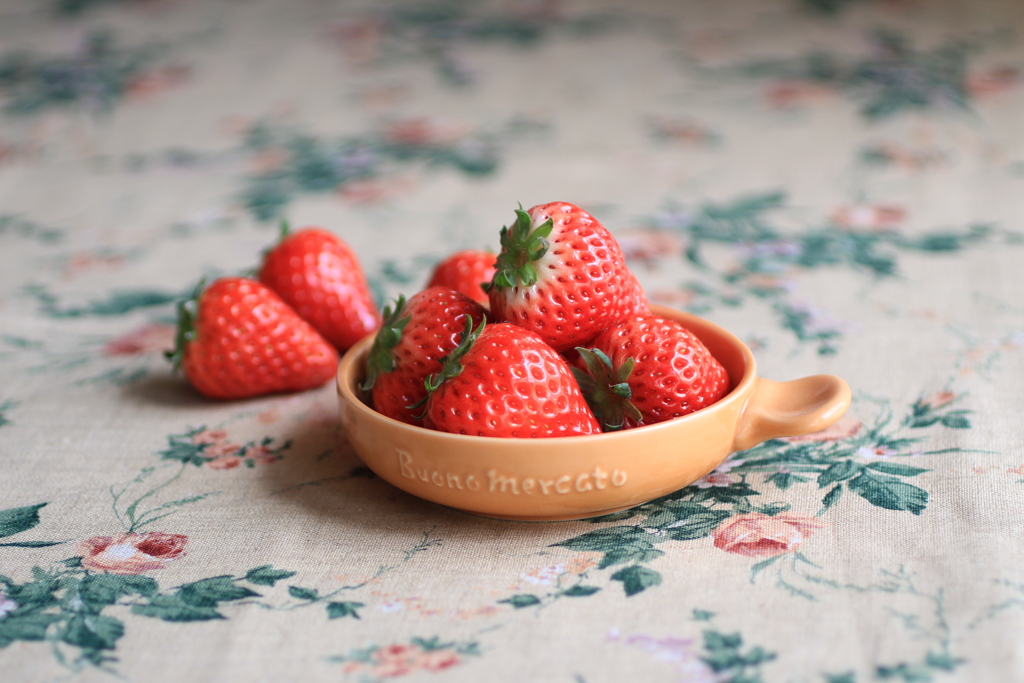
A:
[336,305,851,521]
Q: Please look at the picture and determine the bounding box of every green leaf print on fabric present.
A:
[700,629,776,681]
[23,283,186,318]
[552,526,665,569]
[800,0,866,16]
[288,586,320,601]
[0,491,443,671]
[326,601,364,620]
[905,392,971,429]
[53,0,134,16]
[739,29,1002,120]
[609,614,776,682]
[0,323,172,388]
[0,565,152,668]
[132,577,261,622]
[561,585,601,597]
[845,471,928,514]
[732,392,979,515]
[497,594,542,609]
[877,652,964,682]
[333,2,618,86]
[109,465,219,533]
[0,215,64,244]
[0,504,45,539]
[0,399,16,428]
[0,32,171,115]
[824,673,857,683]
[244,565,297,587]
[0,503,65,549]
[500,391,976,599]
[239,121,507,221]
[645,191,1005,353]
[609,565,662,597]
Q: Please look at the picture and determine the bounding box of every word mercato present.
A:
[397,450,628,495]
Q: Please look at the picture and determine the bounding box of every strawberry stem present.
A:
[361,295,411,391]
[571,347,643,431]
[488,206,553,290]
[165,278,206,372]
[408,316,485,415]
[258,219,292,265]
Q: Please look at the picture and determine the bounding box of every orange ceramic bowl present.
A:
[336,305,850,521]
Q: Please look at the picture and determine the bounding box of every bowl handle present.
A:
[733,375,852,452]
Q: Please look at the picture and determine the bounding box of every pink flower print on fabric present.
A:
[203,441,243,458]
[191,428,228,445]
[0,592,18,618]
[694,458,744,488]
[103,324,175,356]
[79,532,187,574]
[966,66,1019,96]
[921,391,957,410]
[695,472,740,489]
[832,204,905,231]
[242,444,277,465]
[712,513,825,558]
[608,631,715,683]
[206,455,244,470]
[351,643,463,679]
[856,446,900,461]
[515,556,598,590]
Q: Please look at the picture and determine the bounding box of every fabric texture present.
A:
[2,0,1024,681]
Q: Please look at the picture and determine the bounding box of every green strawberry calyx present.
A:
[408,316,486,414]
[257,219,292,265]
[165,278,207,372]
[486,206,553,291]
[361,295,411,391]
[571,347,643,431]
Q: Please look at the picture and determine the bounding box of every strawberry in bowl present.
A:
[418,320,601,438]
[573,315,731,431]
[362,287,489,427]
[486,202,649,353]
[426,249,497,306]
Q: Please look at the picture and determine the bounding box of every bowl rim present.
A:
[336,305,758,444]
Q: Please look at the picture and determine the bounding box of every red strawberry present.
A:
[167,277,339,399]
[422,321,600,438]
[362,286,488,426]
[259,225,380,351]
[426,249,497,306]
[573,315,729,430]
[487,202,649,353]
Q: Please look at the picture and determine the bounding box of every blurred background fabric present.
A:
[2,0,1024,680]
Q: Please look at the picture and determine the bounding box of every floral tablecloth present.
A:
[3,0,1024,681]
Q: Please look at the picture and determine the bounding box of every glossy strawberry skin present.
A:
[488,202,649,353]
[585,315,730,428]
[426,250,497,306]
[178,278,339,399]
[259,227,380,351]
[369,287,488,426]
[425,323,600,438]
